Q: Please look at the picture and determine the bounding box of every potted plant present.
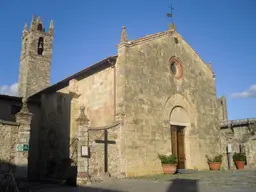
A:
[205,154,223,171]
[158,154,178,174]
[233,152,246,170]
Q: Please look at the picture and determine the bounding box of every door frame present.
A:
[171,123,187,169]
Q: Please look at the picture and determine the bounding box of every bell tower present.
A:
[18,15,54,98]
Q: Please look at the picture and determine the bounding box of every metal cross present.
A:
[167,4,175,18]
[95,129,116,173]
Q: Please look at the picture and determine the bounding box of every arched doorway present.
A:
[170,106,189,169]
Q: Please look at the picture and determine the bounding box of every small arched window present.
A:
[38,37,44,55]
[169,57,183,79]
[37,23,43,31]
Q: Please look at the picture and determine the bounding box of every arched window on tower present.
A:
[38,37,44,55]
[37,23,43,31]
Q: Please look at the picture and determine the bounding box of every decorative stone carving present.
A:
[76,106,89,128]
[16,98,33,130]
[68,79,81,98]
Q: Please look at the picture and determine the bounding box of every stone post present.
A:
[15,97,33,179]
[76,106,90,185]
[115,102,126,178]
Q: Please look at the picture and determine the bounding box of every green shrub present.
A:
[205,154,223,163]
[158,154,178,164]
[233,152,246,161]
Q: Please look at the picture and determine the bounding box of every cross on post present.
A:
[95,129,116,173]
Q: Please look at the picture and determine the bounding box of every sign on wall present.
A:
[16,144,29,152]
[81,145,90,157]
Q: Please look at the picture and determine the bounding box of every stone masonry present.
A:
[27,20,256,181]
[18,15,54,98]
[1,16,256,183]
[115,25,220,176]
[0,98,33,179]
[220,119,256,169]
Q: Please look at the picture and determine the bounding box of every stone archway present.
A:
[163,94,196,169]
[170,106,190,126]
[170,106,189,169]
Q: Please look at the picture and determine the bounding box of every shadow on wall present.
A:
[28,92,73,181]
[0,159,19,192]
[0,159,17,174]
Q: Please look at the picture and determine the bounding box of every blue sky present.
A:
[0,0,255,120]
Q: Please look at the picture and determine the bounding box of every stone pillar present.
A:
[76,106,90,185]
[15,97,33,179]
[115,102,126,178]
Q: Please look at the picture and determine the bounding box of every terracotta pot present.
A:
[208,162,221,171]
[235,161,245,170]
[162,164,177,174]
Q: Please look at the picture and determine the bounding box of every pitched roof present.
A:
[30,55,117,98]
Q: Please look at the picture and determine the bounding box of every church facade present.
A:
[0,15,255,183]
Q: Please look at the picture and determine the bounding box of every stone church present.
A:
[0,15,255,183]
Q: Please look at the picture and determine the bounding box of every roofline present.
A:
[175,32,214,77]
[0,94,21,101]
[220,118,256,128]
[0,94,41,104]
[30,55,117,98]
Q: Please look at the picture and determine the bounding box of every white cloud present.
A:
[0,83,18,96]
[231,84,256,98]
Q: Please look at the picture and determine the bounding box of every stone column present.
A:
[115,102,126,178]
[15,97,33,179]
[76,106,90,185]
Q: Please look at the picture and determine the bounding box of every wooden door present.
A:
[177,128,185,169]
[171,125,185,169]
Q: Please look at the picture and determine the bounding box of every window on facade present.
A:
[11,105,22,115]
[170,62,177,75]
[169,57,183,79]
[38,37,44,55]
[37,23,43,31]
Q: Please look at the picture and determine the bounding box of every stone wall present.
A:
[0,95,41,179]
[75,106,122,184]
[18,16,53,98]
[220,121,256,169]
[60,66,116,176]
[36,92,72,179]
[63,66,115,129]
[28,60,116,180]
[88,125,121,181]
[116,29,221,176]
[0,120,18,166]
[0,98,33,179]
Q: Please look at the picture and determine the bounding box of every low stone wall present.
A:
[0,120,19,172]
[88,125,121,181]
[0,98,33,180]
[220,120,256,169]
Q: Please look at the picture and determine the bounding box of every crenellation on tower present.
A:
[18,15,54,98]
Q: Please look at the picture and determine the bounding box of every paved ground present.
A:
[36,170,256,192]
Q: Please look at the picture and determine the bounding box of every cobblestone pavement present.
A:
[37,170,256,192]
